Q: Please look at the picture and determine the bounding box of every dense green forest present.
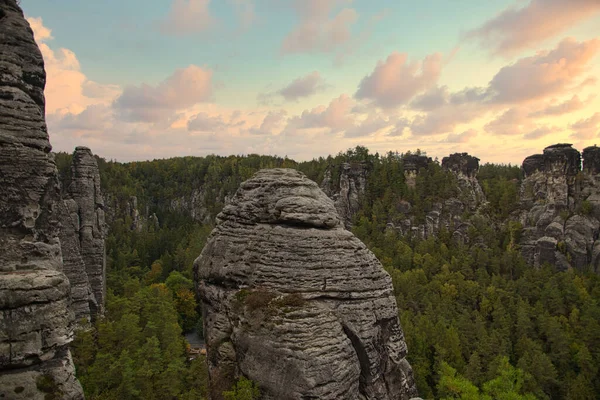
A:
[59,147,600,399]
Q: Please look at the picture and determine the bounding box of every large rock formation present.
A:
[63,146,106,313]
[518,143,600,272]
[196,169,418,400]
[0,1,84,398]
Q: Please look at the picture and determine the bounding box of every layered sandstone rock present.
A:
[196,169,417,400]
[442,152,485,211]
[64,146,106,313]
[0,1,84,398]
[519,143,600,272]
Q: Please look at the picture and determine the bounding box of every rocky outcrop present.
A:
[0,1,84,398]
[64,146,107,313]
[518,143,600,272]
[403,154,431,188]
[442,153,484,210]
[321,162,368,229]
[195,169,417,400]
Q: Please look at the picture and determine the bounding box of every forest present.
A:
[56,147,600,400]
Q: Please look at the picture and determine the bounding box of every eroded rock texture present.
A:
[64,146,106,313]
[403,154,431,189]
[442,153,485,211]
[519,143,600,272]
[321,162,368,229]
[196,169,417,400]
[0,1,84,398]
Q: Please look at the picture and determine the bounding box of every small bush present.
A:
[243,289,277,312]
[580,200,593,216]
[274,293,306,308]
[223,376,260,400]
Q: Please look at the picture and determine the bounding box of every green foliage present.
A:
[223,377,260,400]
[69,146,600,400]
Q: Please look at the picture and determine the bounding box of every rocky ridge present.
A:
[0,1,84,398]
[518,143,600,272]
[195,169,418,400]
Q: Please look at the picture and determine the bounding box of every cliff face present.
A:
[0,1,84,398]
[518,144,600,272]
[195,169,418,400]
[64,147,107,313]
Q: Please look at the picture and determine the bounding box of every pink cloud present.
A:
[159,0,215,36]
[446,129,478,143]
[488,38,600,104]
[248,110,288,135]
[484,107,533,136]
[277,71,328,101]
[114,65,213,122]
[281,0,358,54]
[466,0,600,56]
[344,113,392,138]
[286,94,355,133]
[570,113,600,140]
[187,112,227,131]
[355,52,443,108]
[27,17,121,116]
[524,126,557,140]
[529,95,589,118]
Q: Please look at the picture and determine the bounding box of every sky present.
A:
[21,0,600,164]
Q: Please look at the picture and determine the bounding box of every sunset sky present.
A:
[22,0,600,164]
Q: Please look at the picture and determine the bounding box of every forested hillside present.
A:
[58,147,600,400]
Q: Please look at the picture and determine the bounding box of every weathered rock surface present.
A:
[518,143,600,272]
[321,162,368,229]
[196,169,417,400]
[442,153,485,211]
[58,199,97,321]
[64,146,107,313]
[0,1,84,398]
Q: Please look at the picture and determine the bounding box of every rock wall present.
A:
[518,143,600,272]
[0,1,84,398]
[195,169,418,400]
[64,147,107,312]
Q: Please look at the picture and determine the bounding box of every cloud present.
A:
[484,107,533,136]
[524,126,557,140]
[355,52,443,108]
[528,95,588,117]
[570,113,600,140]
[446,129,477,143]
[277,71,328,101]
[487,38,600,104]
[285,94,355,133]
[248,110,288,135]
[27,17,53,43]
[114,65,213,122]
[466,0,600,56]
[27,17,121,116]
[411,86,450,111]
[344,113,392,138]
[281,0,358,54]
[187,112,227,131]
[159,0,215,36]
